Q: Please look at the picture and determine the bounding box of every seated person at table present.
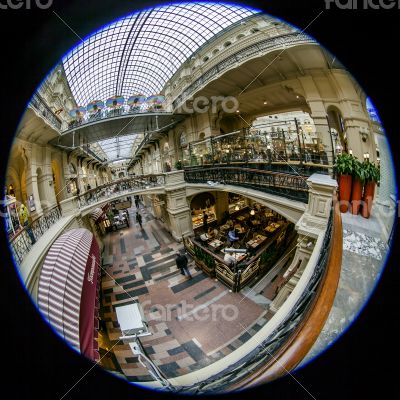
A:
[224,251,236,267]
[227,228,239,244]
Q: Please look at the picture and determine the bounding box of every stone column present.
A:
[25,169,43,217]
[299,76,333,163]
[164,171,193,241]
[214,191,229,223]
[39,146,57,211]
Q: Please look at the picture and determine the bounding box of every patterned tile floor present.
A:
[100,204,287,382]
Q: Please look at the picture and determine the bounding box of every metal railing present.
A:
[29,93,62,131]
[182,126,334,174]
[176,209,334,394]
[9,206,62,265]
[77,174,166,208]
[172,33,316,109]
[184,167,310,203]
[64,107,170,132]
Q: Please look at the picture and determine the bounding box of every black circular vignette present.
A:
[0,0,398,399]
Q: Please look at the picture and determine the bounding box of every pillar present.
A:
[165,171,193,241]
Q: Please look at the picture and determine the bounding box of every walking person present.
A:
[175,251,192,279]
[136,212,143,229]
[134,195,140,209]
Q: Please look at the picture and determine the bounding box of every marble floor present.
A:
[99,204,288,382]
[300,209,390,367]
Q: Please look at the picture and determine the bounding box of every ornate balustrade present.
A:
[9,206,62,265]
[77,174,166,208]
[172,33,316,109]
[64,107,169,132]
[29,93,62,130]
[184,167,310,203]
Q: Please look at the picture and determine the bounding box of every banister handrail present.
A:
[9,205,62,265]
[227,197,342,391]
[9,205,61,244]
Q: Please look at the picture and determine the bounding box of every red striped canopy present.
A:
[38,228,100,360]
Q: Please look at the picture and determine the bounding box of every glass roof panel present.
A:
[95,134,139,161]
[63,2,258,105]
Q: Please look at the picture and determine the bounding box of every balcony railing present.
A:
[77,174,166,208]
[64,107,170,133]
[9,206,62,265]
[184,167,310,203]
[176,208,334,394]
[172,32,316,109]
[29,93,62,131]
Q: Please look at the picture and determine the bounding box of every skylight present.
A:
[63,2,258,106]
[96,134,139,161]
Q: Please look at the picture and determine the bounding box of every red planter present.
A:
[338,174,352,213]
[361,181,376,219]
[350,178,363,215]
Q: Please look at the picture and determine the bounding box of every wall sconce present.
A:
[49,181,53,186]
[235,205,240,211]
[363,152,370,161]
[348,149,353,155]
[250,209,255,216]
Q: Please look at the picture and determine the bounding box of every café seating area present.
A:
[183,206,296,292]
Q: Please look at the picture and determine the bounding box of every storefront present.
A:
[190,192,216,230]
[37,228,101,361]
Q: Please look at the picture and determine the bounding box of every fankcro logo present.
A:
[0,0,53,9]
[325,0,400,9]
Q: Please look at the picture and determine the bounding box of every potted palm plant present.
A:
[335,153,354,213]
[361,162,380,219]
[350,159,365,215]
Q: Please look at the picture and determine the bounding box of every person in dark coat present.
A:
[175,251,192,278]
[136,212,143,229]
[202,211,208,232]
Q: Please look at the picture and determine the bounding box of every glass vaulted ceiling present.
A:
[63,2,258,161]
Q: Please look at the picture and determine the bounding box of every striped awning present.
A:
[38,228,100,358]
[90,207,103,222]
